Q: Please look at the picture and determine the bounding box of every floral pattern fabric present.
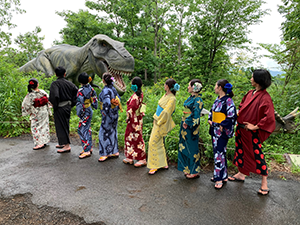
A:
[98,85,120,156]
[208,96,237,182]
[76,84,98,152]
[177,94,203,175]
[124,93,146,160]
[22,89,52,146]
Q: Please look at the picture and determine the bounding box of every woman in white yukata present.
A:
[22,78,52,150]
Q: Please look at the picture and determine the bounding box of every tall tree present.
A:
[0,0,24,47]
[56,10,114,47]
[188,0,267,83]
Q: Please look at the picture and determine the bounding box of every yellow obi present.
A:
[212,111,226,123]
[84,98,92,108]
[111,96,123,112]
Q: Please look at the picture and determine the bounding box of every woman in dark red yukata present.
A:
[228,69,275,196]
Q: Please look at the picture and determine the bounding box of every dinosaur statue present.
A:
[19,34,135,96]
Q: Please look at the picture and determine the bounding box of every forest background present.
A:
[0,0,299,173]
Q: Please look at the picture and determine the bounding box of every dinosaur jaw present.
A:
[104,62,131,96]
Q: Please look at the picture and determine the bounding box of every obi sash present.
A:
[84,98,92,108]
[182,108,191,119]
[156,105,164,117]
[111,96,123,112]
[136,103,146,116]
[212,111,226,123]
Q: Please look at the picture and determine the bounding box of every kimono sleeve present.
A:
[220,98,237,129]
[185,98,203,128]
[21,94,33,117]
[127,95,140,122]
[49,82,60,110]
[156,97,176,126]
[91,88,98,110]
[76,90,85,118]
[256,96,275,133]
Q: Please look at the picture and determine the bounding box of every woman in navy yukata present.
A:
[76,72,98,159]
[177,79,204,179]
[208,79,237,189]
[98,72,122,162]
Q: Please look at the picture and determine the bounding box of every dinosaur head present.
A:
[88,34,134,95]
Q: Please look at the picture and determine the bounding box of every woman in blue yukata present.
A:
[177,79,204,179]
[208,79,237,189]
[76,72,98,159]
[98,72,122,162]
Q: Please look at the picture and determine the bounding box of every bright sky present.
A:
[10,0,284,70]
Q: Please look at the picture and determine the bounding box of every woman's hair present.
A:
[252,69,272,90]
[165,78,177,96]
[131,76,143,97]
[27,78,38,93]
[55,66,66,78]
[217,79,234,98]
[78,72,92,84]
[190,79,203,93]
[102,72,113,85]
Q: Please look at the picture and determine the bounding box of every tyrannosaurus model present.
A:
[19,34,135,96]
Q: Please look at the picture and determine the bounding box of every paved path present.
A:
[0,138,299,225]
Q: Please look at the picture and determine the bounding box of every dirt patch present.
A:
[0,193,104,225]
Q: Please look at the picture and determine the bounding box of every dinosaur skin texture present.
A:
[19,34,135,96]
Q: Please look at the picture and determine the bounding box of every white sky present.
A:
[10,0,284,70]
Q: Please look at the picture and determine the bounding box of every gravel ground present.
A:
[0,133,298,224]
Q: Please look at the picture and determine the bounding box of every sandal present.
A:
[215,181,224,190]
[257,188,270,196]
[123,158,134,165]
[57,148,71,153]
[211,177,228,183]
[56,145,65,148]
[79,152,91,159]
[33,144,46,150]
[134,160,147,167]
[108,152,119,158]
[98,156,108,162]
[186,174,200,179]
[162,165,169,170]
[148,169,158,175]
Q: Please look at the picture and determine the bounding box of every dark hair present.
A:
[132,77,143,97]
[190,79,203,93]
[78,72,89,84]
[217,79,234,98]
[252,69,272,90]
[27,78,38,93]
[102,72,113,85]
[165,78,177,96]
[55,66,66,78]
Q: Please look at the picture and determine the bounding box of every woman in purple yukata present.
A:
[76,73,98,159]
[208,79,237,189]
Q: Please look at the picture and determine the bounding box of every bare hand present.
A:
[219,125,223,132]
[183,122,188,129]
[208,120,212,126]
[243,122,258,131]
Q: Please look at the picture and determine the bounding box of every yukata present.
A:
[209,96,237,182]
[98,85,121,156]
[124,93,146,160]
[147,94,176,169]
[76,84,98,153]
[22,89,52,146]
[233,89,275,176]
[49,77,78,146]
[178,94,204,175]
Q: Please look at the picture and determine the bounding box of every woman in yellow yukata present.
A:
[147,78,180,175]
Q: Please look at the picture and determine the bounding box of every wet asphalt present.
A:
[0,138,299,225]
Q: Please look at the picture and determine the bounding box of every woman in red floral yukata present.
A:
[123,77,147,167]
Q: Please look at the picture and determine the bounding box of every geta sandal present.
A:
[148,169,158,175]
[98,156,108,162]
[123,158,134,165]
[186,174,200,179]
[257,188,270,196]
[214,181,224,190]
[57,149,71,153]
[79,152,91,159]
[56,145,65,149]
[134,160,147,167]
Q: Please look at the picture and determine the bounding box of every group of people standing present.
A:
[22,67,275,195]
